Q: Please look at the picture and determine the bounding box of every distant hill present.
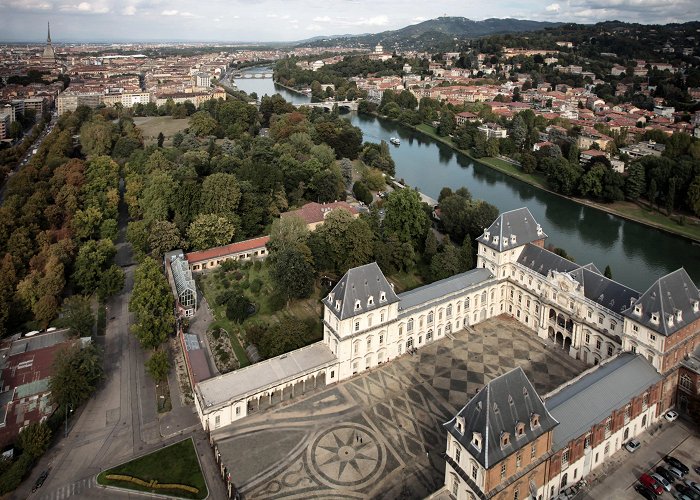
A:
[299,17,563,49]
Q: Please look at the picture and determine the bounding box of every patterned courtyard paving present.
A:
[211,315,588,500]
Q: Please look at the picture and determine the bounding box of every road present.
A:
[0,115,55,204]
[17,180,228,499]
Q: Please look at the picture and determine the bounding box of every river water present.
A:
[233,73,700,291]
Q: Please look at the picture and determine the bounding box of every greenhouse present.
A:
[170,252,197,316]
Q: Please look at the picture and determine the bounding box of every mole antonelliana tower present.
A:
[41,22,56,66]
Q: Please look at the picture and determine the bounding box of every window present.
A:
[585,333,590,344]
[587,309,593,319]
[368,315,373,327]
[447,305,453,318]
[624,405,631,423]
[650,333,656,341]
[514,489,519,500]
[632,324,639,333]
[531,443,536,459]
[562,449,569,467]
[235,407,240,416]
[379,334,384,345]
[330,370,335,379]
[380,291,386,302]
[367,338,372,350]
[407,319,414,332]
[598,314,604,324]
[680,374,693,391]
[428,311,434,324]
[381,311,385,322]
[214,415,221,428]
[610,320,616,330]
[516,452,522,468]
[604,418,611,436]
[368,296,374,306]
[471,463,478,481]
[584,434,591,449]
[455,447,461,464]
[607,345,614,356]
[596,338,602,350]
[355,321,360,332]
[354,340,359,354]
[355,300,361,311]
[452,476,459,496]
[501,463,507,479]
[465,297,470,309]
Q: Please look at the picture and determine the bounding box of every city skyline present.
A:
[1,0,699,43]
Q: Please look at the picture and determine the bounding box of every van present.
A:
[639,473,663,495]
[46,327,57,333]
[25,331,39,337]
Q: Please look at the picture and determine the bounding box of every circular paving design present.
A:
[307,423,386,490]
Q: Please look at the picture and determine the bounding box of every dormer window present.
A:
[536,224,543,236]
[515,421,526,438]
[650,312,659,324]
[456,415,465,434]
[693,300,699,313]
[354,300,361,311]
[493,236,499,245]
[367,296,374,306]
[634,304,642,316]
[500,431,510,448]
[675,309,683,321]
[484,230,490,240]
[503,239,509,247]
[666,315,674,327]
[510,234,517,244]
[530,413,540,429]
[335,300,341,310]
[472,432,482,451]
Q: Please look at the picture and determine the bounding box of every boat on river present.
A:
[390,137,400,146]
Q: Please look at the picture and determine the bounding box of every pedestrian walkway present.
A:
[37,476,97,500]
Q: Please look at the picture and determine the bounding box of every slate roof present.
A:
[477,207,547,252]
[516,243,579,276]
[444,366,558,469]
[545,353,661,452]
[398,268,493,312]
[569,267,639,315]
[324,262,400,320]
[623,268,700,336]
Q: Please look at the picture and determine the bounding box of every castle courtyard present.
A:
[211,315,589,499]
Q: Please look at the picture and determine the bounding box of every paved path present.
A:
[211,316,587,499]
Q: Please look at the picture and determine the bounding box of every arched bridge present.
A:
[292,100,360,111]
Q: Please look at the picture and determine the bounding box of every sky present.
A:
[1,0,699,43]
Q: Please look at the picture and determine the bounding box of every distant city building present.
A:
[41,22,57,67]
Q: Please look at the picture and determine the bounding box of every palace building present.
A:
[192,207,700,489]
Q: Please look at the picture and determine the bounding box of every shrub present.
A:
[250,278,263,294]
[253,260,262,271]
[212,329,221,339]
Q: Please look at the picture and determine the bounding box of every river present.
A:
[233,71,700,291]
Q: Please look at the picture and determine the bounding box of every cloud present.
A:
[313,16,332,22]
[545,3,560,12]
[360,15,388,26]
[2,0,51,11]
[122,5,136,15]
[58,1,110,14]
[162,9,179,15]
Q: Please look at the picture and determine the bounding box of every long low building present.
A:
[185,236,270,272]
[194,342,338,430]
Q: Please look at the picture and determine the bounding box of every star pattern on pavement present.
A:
[313,427,379,484]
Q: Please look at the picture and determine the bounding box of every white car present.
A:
[665,410,679,422]
[651,472,671,492]
[625,439,641,452]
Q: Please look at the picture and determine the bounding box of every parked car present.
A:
[669,466,687,479]
[666,456,690,474]
[676,484,700,500]
[658,466,677,484]
[686,481,700,495]
[626,438,642,452]
[639,473,664,495]
[635,484,657,500]
[665,410,679,422]
[651,473,672,492]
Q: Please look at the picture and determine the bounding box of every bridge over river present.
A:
[292,100,360,111]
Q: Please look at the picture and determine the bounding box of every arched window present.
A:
[680,374,693,390]
[465,297,471,309]
[481,291,487,304]
[447,304,453,318]
[407,318,414,332]
[428,311,434,324]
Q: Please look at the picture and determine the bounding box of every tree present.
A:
[188,111,218,136]
[311,168,345,203]
[98,265,125,301]
[430,242,461,281]
[257,317,317,359]
[604,265,613,279]
[309,209,374,274]
[268,216,309,255]
[79,118,114,156]
[72,239,116,295]
[157,132,164,148]
[145,349,171,382]
[339,158,354,187]
[688,176,700,217]
[0,254,17,337]
[424,231,438,260]
[225,294,252,323]
[49,344,104,409]
[270,244,316,302]
[129,257,174,349]
[60,295,94,337]
[382,189,430,249]
[186,214,235,251]
[361,168,386,191]
[18,422,51,459]
[147,220,184,258]
[199,173,241,225]
[353,181,373,205]
[625,163,646,200]
[460,237,473,272]
[437,111,456,137]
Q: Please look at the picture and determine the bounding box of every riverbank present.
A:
[373,114,700,243]
[273,81,310,97]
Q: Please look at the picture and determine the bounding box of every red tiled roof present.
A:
[281,201,358,226]
[185,236,270,264]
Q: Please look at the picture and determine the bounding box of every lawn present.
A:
[197,260,324,365]
[133,116,190,146]
[96,438,207,499]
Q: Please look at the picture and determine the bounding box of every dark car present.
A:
[635,484,657,500]
[677,484,700,500]
[657,466,676,484]
[665,456,690,474]
[31,469,49,492]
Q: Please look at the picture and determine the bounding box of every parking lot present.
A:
[583,417,700,499]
